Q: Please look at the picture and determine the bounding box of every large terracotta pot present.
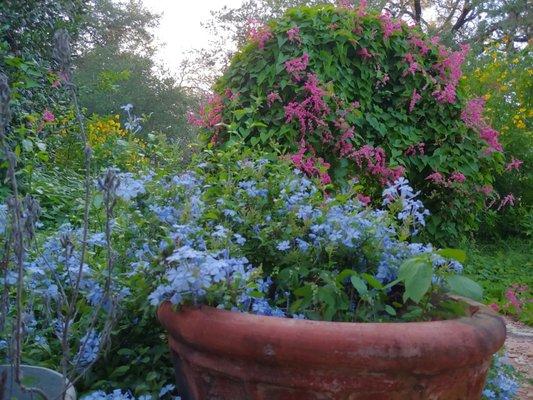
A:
[157,300,505,400]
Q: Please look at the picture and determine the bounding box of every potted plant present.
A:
[151,147,505,399]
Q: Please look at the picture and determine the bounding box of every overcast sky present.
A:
[142,0,244,72]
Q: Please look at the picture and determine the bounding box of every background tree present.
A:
[183,0,530,88]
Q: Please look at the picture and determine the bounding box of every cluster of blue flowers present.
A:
[82,384,179,400]
[482,353,520,400]
[382,177,430,234]
[142,159,465,319]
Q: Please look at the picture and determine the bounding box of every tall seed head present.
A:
[0,72,11,133]
[53,29,72,83]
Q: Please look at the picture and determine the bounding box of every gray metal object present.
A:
[0,365,76,400]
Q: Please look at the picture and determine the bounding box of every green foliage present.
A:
[463,47,532,238]
[197,5,506,244]
[75,47,197,140]
[464,238,533,325]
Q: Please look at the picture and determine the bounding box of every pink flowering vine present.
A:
[356,0,367,16]
[357,193,371,206]
[356,47,372,59]
[505,157,523,172]
[425,172,446,185]
[479,127,503,153]
[379,12,402,39]
[461,97,485,128]
[404,142,425,156]
[409,35,430,55]
[479,185,493,196]
[287,26,301,43]
[337,0,354,8]
[351,145,404,184]
[284,73,329,136]
[42,109,55,123]
[403,53,419,76]
[432,44,469,104]
[247,19,272,49]
[285,53,309,80]
[449,171,466,183]
[267,91,281,107]
[290,145,332,185]
[187,93,224,129]
[408,89,421,112]
[497,193,515,210]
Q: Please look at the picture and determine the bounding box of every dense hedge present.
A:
[190,4,513,244]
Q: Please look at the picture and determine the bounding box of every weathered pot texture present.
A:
[158,301,506,400]
[0,364,76,400]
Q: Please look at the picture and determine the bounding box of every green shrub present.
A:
[191,4,513,245]
[463,47,532,238]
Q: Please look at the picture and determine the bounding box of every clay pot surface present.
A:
[158,301,505,400]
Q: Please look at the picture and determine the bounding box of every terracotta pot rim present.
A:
[157,298,506,372]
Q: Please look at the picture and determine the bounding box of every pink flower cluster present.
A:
[187,93,224,129]
[42,109,55,123]
[337,0,354,8]
[356,0,367,16]
[505,157,523,172]
[291,145,332,185]
[357,193,371,205]
[267,91,281,107]
[356,48,372,59]
[287,26,301,43]
[408,89,421,112]
[379,12,402,39]
[432,44,469,104]
[285,53,309,80]
[461,97,485,128]
[284,73,330,136]
[404,142,425,156]
[409,35,430,55]
[461,97,503,153]
[497,193,516,210]
[425,171,466,186]
[479,127,503,153]
[403,53,419,76]
[247,20,272,49]
[351,145,405,184]
[479,185,493,196]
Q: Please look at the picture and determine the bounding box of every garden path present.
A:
[505,317,533,399]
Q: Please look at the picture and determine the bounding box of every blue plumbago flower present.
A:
[159,384,175,398]
[251,298,286,317]
[88,232,107,247]
[171,171,202,190]
[276,240,291,251]
[295,238,309,251]
[74,329,101,368]
[150,246,252,306]
[115,173,148,201]
[233,233,246,246]
[382,178,430,233]
[482,353,520,399]
[212,224,229,239]
[120,104,133,112]
[238,180,268,198]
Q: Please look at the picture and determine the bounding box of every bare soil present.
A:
[504,317,533,399]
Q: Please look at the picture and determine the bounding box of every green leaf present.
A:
[398,256,433,303]
[362,273,383,289]
[350,275,368,296]
[446,275,483,301]
[384,305,396,316]
[437,248,467,263]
